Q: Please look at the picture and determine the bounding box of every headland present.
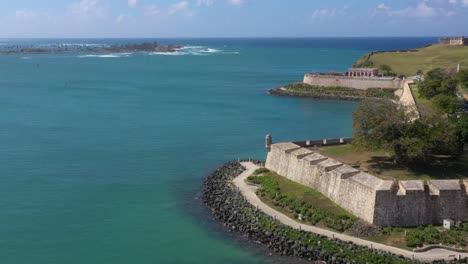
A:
[0,41,182,55]
[270,40,468,102]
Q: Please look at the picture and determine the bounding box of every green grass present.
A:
[368,225,468,250]
[318,144,468,180]
[247,169,356,232]
[354,44,468,76]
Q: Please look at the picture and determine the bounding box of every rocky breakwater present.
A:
[202,161,467,264]
[268,83,398,101]
[269,86,363,101]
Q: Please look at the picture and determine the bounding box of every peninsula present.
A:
[0,41,182,55]
[354,39,468,76]
[270,38,468,101]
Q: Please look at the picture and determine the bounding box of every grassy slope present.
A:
[354,44,468,76]
[319,144,468,180]
[264,172,351,216]
[247,171,356,232]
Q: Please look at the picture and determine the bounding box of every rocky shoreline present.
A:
[268,87,365,101]
[202,161,467,264]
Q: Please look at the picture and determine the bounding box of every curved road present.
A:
[233,162,467,263]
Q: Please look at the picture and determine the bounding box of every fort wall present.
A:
[265,142,468,227]
[439,37,468,46]
[303,74,404,90]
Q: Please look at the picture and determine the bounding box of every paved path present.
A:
[234,162,468,262]
[399,79,420,120]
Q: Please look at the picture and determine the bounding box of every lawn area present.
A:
[318,144,468,180]
[354,44,468,76]
[246,168,356,232]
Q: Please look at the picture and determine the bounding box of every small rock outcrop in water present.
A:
[202,161,467,264]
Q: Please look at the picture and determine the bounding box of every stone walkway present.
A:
[399,79,420,120]
[233,162,468,262]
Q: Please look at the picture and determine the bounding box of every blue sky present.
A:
[1,0,468,37]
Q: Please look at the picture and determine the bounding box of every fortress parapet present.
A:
[265,141,468,227]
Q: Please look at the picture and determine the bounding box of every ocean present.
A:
[0,37,437,264]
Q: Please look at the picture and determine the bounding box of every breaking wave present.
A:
[149,46,238,56]
[78,53,132,58]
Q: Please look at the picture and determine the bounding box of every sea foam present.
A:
[78,53,132,58]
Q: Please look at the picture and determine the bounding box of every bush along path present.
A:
[202,161,468,264]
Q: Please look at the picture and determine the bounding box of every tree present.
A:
[439,77,457,95]
[352,100,463,166]
[352,99,409,151]
[392,137,432,165]
[458,115,468,143]
[431,94,462,114]
[419,68,457,99]
[414,106,462,156]
[455,70,468,89]
[379,64,394,76]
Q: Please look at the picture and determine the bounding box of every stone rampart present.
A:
[303,74,403,90]
[265,142,468,227]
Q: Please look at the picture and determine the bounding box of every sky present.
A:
[0,0,468,38]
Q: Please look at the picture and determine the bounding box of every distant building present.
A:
[347,68,379,77]
[439,36,468,46]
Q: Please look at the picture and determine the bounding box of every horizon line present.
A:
[0,36,452,40]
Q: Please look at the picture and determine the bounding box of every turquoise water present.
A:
[0,38,436,264]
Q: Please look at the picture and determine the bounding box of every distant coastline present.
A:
[0,42,182,55]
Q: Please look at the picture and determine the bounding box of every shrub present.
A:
[432,94,462,114]
[254,168,270,175]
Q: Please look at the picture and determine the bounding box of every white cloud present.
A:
[15,9,36,19]
[144,5,160,16]
[116,14,125,23]
[372,1,443,18]
[450,0,468,7]
[227,0,246,6]
[128,0,137,8]
[376,3,390,11]
[394,2,437,17]
[197,0,214,7]
[71,0,105,17]
[169,1,189,15]
[311,8,336,19]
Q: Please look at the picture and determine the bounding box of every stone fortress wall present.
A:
[265,140,468,227]
[439,36,468,46]
[303,74,404,90]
